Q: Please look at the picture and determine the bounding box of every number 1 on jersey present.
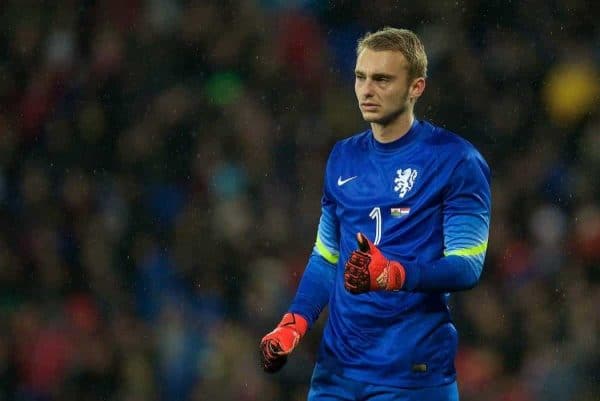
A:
[369,207,382,245]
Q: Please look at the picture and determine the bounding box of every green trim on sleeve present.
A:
[444,241,488,257]
[315,235,339,264]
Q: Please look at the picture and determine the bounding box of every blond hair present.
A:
[357,27,428,80]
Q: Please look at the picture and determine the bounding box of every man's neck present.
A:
[371,112,415,144]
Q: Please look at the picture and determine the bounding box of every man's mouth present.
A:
[361,103,379,111]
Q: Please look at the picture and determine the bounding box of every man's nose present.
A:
[361,80,375,98]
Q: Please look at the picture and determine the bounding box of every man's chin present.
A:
[361,112,381,123]
[362,114,388,125]
[362,108,405,125]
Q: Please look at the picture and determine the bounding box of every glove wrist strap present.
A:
[279,313,308,337]
[386,261,406,291]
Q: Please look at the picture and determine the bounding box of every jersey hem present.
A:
[315,360,457,389]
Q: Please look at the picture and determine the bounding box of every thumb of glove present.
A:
[356,232,373,253]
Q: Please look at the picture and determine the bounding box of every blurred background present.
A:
[0,0,599,400]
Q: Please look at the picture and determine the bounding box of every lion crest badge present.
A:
[394,168,418,198]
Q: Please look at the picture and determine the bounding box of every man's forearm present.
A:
[402,255,483,292]
[288,253,336,327]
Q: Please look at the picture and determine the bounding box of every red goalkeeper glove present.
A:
[260,312,308,373]
[344,232,406,294]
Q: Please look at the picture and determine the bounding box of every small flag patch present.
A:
[391,207,410,218]
[412,363,428,372]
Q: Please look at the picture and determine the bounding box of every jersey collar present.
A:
[369,119,421,153]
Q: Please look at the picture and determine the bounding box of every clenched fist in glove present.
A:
[260,312,308,373]
[344,232,406,294]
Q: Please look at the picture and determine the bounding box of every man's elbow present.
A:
[462,264,483,290]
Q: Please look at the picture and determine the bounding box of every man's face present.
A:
[354,48,413,125]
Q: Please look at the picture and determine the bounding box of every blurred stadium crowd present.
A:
[0,1,599,400]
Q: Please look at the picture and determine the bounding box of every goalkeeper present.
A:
[260,27,491,401]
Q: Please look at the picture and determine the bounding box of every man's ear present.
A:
[410,77,426,100]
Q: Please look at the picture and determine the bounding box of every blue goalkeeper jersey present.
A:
[289,119,491,388]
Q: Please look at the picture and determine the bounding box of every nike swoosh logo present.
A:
[337,176,358,186]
